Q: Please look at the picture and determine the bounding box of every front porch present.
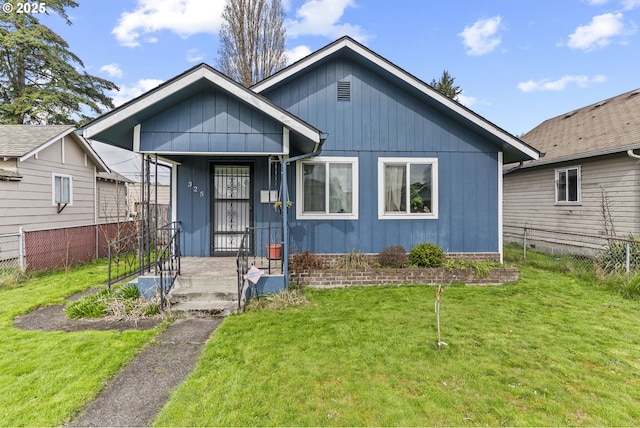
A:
[168,256,283,315]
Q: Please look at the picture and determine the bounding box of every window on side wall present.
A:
[378,157,438,219]
[296,157,358,220]
[555,166,580,204]
[52,173,73,205]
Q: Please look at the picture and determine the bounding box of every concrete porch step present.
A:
[170,300,238,317]
[168,274,239,316]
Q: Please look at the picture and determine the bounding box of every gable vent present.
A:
[337,81,351,102]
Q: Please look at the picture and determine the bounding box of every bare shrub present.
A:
[377,245,408,268]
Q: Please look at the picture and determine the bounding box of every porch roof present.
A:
[82,64,325,155]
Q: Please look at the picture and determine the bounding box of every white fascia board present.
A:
[19,127,75,162]
[254,38,538,161]
[85,66,321,145]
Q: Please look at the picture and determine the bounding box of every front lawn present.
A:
[0,261,164,427]
[155,252,640,426]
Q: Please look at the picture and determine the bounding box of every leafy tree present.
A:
[0,0,117,125]
[430,70,462,101]
[217,0,287,87]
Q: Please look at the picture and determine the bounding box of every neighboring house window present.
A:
[555,166,580,204]
[378,157,438,219]
[296,157,358,219]
[52,173,73,205]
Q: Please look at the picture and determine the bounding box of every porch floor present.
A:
[168,256,282,315]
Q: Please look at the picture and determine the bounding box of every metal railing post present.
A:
[626,241,631,278]
[523,226,527,260]
[18,227,25,271]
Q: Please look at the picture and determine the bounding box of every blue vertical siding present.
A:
[262,57,501,254]
[139,90,285,154]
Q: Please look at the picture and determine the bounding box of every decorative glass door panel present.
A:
[212,165,252,255]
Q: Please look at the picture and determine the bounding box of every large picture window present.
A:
[378,157,438,219]
[555,166,580,204]
[52,173,73,205]
[296,157,358,219]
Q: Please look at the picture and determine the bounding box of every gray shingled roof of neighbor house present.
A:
[514,88,640,168]
[0,125,75,157]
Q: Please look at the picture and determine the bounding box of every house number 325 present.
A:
[187,181,205,198]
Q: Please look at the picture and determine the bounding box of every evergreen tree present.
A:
[217,0,287,87]
[0,0,117,125]
[430,70,462,101]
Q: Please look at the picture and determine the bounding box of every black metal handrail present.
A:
[157,222,181,309]
[107,228,146,288]
[106,221,180,289]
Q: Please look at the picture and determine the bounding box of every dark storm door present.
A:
[212,164,253,255]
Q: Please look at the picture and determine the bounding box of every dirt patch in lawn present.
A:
[13,289,164,332]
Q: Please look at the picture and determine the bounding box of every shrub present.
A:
[597,235,640,276]
[409,243,444,268]
[377,245,408,268]
[64,285,160,320]
[337,249,370,269]
[289,250,324,272]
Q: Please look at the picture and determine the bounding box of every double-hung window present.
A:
[378,157,438,219]
[296,157,358,219]
[52,173,73,205]
[555,166,580,204]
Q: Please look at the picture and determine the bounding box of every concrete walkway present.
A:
[70,317,222,427]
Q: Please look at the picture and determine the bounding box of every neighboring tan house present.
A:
[96,171,133,224]
[127,182,171,227]
[84,36,539,273]
[504,88,640,248]
[0,125,110,235]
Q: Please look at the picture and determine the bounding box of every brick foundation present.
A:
[292,267,519,288]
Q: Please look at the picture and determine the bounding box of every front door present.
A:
[211,164,253,255]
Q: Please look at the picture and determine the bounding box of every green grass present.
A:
[155,253,640,426]
[0,261,165,426]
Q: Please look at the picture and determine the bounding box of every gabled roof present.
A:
[97,170,133,183]
[0,125,109,172]
[513,88,640,169]
[253,36,540,164]
[82,63,324,152]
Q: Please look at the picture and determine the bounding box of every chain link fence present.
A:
[504,224,640,277]
[0,222,137,284]
[0,231,23,274]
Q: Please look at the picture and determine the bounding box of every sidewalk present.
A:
[69,317,222,427]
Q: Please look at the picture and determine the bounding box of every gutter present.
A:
[281,134,327,289]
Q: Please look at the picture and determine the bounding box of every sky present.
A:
[34,0,640,179]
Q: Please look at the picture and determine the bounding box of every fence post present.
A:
[626,241,630,278]
[523,226,527,260]
[18,227,25,271]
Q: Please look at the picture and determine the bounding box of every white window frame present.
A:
[378,157,438,220]
[555,165,581,205]
[296,156,359,220]
[52,173,73,205]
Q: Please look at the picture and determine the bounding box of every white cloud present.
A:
[459,16,503,56]
[100,63,123,78]
[286,0,367,41]
[517,74,606,92]
[587,0,640,9]
[567,12,636,50]
[111,78,165,106]
[285,45,312,64]
[112,0,223,47]
[457,93,477,108]
[186,48,205,63]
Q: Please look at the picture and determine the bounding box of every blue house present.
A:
[83,37,538,281]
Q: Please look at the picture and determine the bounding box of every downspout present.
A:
[627,149,640,160]
[281,138,326,289]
